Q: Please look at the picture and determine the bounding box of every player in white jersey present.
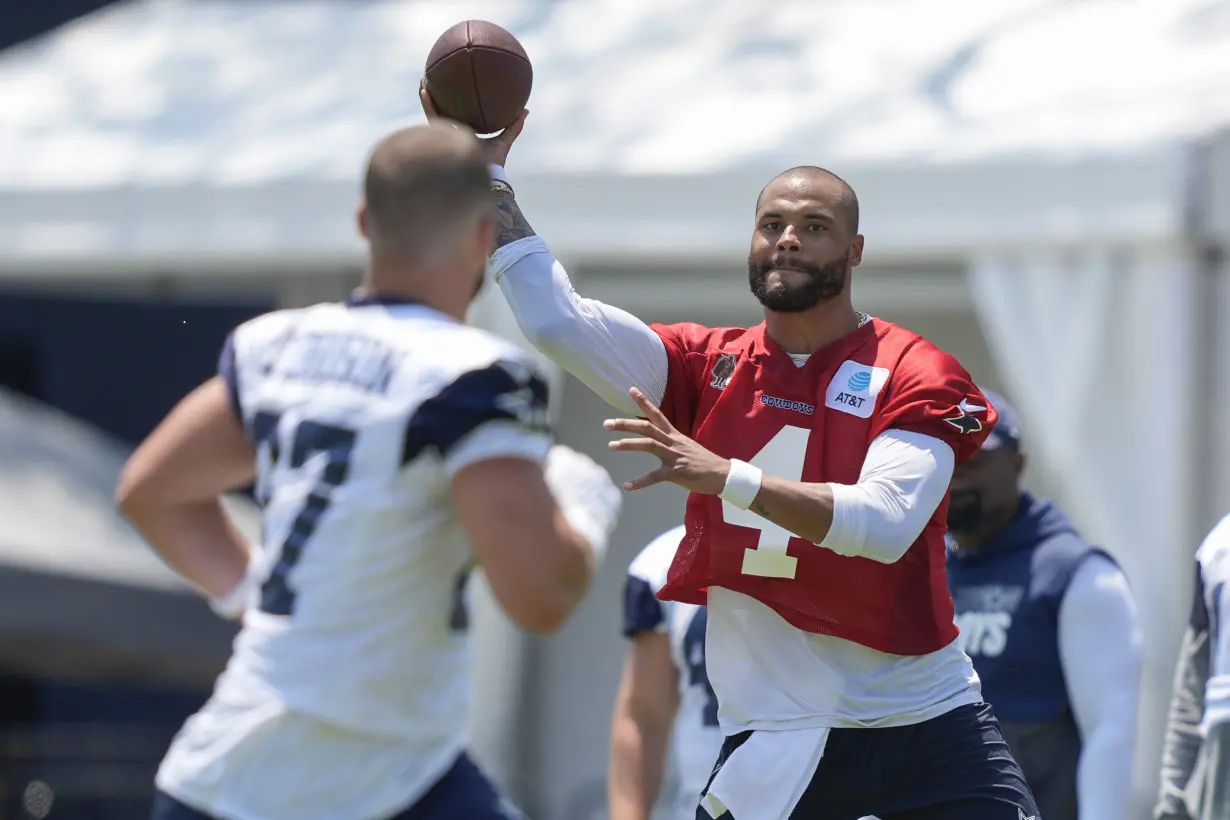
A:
[116,124,621,820]
[1157,511,1230,820]
[609,526,724,820]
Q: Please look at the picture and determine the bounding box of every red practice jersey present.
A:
[650,318,996,656]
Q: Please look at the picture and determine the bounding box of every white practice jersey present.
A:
[624,526,724,820]
[1197,513,1230,733]
[156,295,551,820]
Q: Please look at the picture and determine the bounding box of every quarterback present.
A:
[428,87,1041,818]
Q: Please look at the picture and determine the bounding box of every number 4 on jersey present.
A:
[721,425,810,579]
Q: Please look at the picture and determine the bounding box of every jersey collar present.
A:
[345,291,423,308]
[755,316,880,372]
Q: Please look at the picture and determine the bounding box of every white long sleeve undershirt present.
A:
[1058,553,1143,820]
[494,235,669,417]
[494,234,954,564]
[821,430,954,563]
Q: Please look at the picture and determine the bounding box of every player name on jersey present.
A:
[257,330,403,396]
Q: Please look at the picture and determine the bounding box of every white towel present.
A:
[700,728,830,820]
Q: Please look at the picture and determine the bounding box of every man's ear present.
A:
[476,213,496,254]
[849,234,865,268]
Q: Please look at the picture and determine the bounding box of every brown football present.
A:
[424,20,532,134]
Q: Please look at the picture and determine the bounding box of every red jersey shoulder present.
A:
[650,321,751,358]
[871,322,997,463]
[649,322,757,432]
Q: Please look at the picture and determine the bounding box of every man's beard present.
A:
[946,489,985,536]
[748,253,848,313]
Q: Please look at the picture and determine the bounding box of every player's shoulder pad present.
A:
[888,327,972,384]
[228,307,308,358]
[868,321,977,412]
[627,525,687,591]
[402,341,551,466]
[221,308,311,420]
[416,320,539,378]
[873,324,991,454]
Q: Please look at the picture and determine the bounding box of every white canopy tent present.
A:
[0,0,1224,271]
[0,0,1228,816]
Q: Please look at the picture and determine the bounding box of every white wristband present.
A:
[208,570,253,620]
[562,508,610,567]
[488,164,510,184]
[720,459,763,510]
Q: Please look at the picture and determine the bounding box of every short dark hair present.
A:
[363,124,494,257]
[758,166,860,234]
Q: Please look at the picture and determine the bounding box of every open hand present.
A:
[419,78,527,167]
[604,387,730,494]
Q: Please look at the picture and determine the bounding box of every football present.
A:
[424,20,533,135]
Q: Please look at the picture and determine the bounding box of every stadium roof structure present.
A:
[0,0,1227,277]
[0,386,258,686]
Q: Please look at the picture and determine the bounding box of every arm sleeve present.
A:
[872,343,996,465]
[1056,554,1143,820]
[402,357,553,476]
[1155,565,1208,820]
[493,236,669,416]
[819,429,956,563]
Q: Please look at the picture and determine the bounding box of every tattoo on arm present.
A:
[751,502,770,520]
[494,192,537,249]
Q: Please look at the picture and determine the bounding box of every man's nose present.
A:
[776,226,801,253]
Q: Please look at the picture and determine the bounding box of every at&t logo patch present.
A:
[825,361,890,418]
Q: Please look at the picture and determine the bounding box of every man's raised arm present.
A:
[420,87,669,416]
[491,222,668,416]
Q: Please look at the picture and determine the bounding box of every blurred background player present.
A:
[433,88,1040,817]
[946,389,1142,820]
[114,123,621,820]
[1155,512,1230,820]
[609,524,722,820]
[609,525,879,820]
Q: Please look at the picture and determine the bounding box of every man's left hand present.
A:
[604,387,730,494]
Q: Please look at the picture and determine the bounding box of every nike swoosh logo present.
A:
[959,398,986,413]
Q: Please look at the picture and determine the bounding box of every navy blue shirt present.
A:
[947,493,1107,723]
